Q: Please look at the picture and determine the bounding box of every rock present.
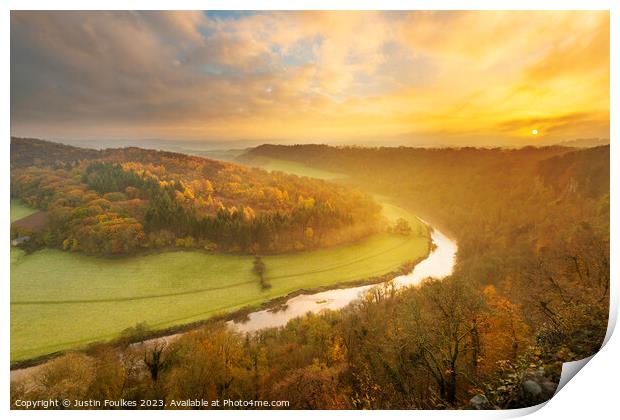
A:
[522,379,542,397]
[540,380,557,399]
[469,394,492,410]
[505,369,559,408]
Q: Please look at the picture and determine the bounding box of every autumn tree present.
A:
[403,277,485,405]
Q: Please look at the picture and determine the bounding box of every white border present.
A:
[2,2,617,419]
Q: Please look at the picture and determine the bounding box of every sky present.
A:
[10,11,610,147]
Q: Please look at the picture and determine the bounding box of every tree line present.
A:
[10,139,383,255]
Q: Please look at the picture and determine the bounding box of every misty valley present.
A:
[9,137,609,409]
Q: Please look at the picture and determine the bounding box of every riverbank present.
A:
[11,252,426,372]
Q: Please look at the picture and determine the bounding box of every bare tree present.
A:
[143,342,173,382]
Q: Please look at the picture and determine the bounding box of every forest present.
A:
[10,138,382,255]
[10,142,609,409]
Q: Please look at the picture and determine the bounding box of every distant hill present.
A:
[10,137,101,168]
[555,138,609,148]
[243,142,610,236]
[10,137,382,255]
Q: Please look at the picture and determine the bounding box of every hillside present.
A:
[10,138,383,255]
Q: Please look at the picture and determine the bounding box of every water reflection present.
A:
[229,227,457,333]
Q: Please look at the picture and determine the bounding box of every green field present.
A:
[11,196,428,362]
[192,149,247,163]
[244,157,347,180]
[10,199,37,222]
[10,160,427,362]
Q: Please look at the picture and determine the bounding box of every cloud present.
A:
[10,11,609,145]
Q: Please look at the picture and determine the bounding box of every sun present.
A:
[531,129,539,136]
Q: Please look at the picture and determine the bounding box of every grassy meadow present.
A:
[241,157,347,180]
[11,193,428,362]
[10,199,37,222]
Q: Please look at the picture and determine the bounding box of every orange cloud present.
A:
[10,11,609,146]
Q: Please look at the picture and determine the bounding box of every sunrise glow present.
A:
[10,11,610,147]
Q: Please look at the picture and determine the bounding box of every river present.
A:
[228,226,457,333]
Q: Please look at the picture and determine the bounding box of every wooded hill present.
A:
[231,143,610,407]
[10,138,382,255]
